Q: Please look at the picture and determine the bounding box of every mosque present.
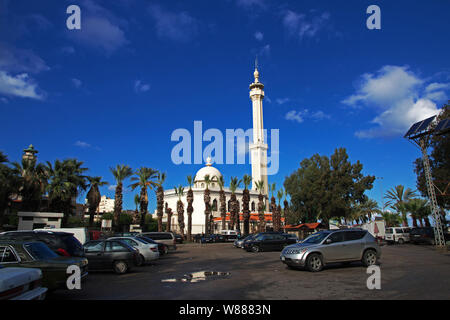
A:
[162,64,277,234]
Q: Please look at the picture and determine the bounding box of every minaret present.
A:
[249,60,269,197]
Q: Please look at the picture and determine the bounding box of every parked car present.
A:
[0,267,47,300]
[244,232,297,252]
[0,231,85,257]
[174,234,184,244]
[408,227,450,245]
[0,240,88,290]
[136,235,169,255]
[205,234,225,243]
[282,233,299,242]
[280,229,381,272]
[83,240,139,274]
[34,227,89,245]
[141,232,176,251]
[107,237,159,265]
[224,234,239,242]
[385,227,411,244]
[234,234,255,248]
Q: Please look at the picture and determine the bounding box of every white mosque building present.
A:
[162,64,275,234]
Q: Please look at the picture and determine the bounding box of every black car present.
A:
[174,234,183,244]
[410,227,450,245]
[136,235,169,255]
[204,234,225,243]
[83,240,139,274]
[0,231,85,257]
[243,232,297,252]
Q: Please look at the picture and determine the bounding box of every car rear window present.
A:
[24,242,58,260]
[345,231,366,241]
[62,235,84,256]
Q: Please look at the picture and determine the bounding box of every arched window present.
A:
[251,201,255,212]
[212,199,218,211]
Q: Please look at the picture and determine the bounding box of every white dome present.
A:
[194,157,222,182]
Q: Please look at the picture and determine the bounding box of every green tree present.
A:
[284,148,375,228]
[203,175,212,235]
[217,176,227,231]
[110,165,133,228]
[186,175,194,241]
[175,185,185,239]
[86,176,108,227]
[155,172,166,232]
[384,185,417,227]
[229,177,241,231]
[242,174,252,236]
[129,167,159,228]
[255,180,266,232]
[381,211,402,228]
[0,152,21,223]
[46,159,88,224]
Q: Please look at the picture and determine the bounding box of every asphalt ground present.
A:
[48,242,450,300]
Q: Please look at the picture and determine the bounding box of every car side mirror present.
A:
[325,238,332,244]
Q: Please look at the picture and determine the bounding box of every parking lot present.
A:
[49,243,450,300]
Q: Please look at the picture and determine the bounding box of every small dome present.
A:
[194,157,222,183]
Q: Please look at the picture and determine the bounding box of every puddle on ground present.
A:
[161,271,231,283]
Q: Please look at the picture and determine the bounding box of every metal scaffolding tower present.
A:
[404,115,449,247]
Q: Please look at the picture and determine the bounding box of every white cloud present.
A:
[108,185,117,191]
[285,109,331,124]
[68,0,128,55]
[285,110,305,123]
[134,80,150,93]
[343,65,446,138]
[276,98,290,105]
[0,43,49,74]
[74,140,92,148]
[254,31,264,41]
[282,10,331,40]
[72,78,82,88]
[0,71,45,100]
[148,5,199,43]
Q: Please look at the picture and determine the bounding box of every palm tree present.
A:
[217,176,227,231]
[133,194,140,224]
[351,199,380,224]
[283,189,289,225]
[86,177,108,227]
[186,175,194,241]
[45,159,88,224]
[406,198,431,227]
[381,211,402,228]
[129,167,159,228]
[165,202,173,231]
[255,180,266,232]
[155,172,166,232]
[276,189,283,232]
[174,185,185,239]
[110,165,133,228]
[203,175,212,235]
[0,152,21,221]
[269,183,276,231]
[384,185,417,227]
[229,177,241,231]
[242,174,252,236]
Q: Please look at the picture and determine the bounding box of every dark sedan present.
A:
[83,240,139,274]
[244,232,297,252]
[0,240,88,291]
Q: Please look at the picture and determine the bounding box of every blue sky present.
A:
[1,0,449,213]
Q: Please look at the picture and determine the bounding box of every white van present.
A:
[385,227,411,244]
[34,227,89,245]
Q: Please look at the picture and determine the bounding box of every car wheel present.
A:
[113,260,129,274]
[136,254,145,266]
[306,253,323,272]
[398,238,404,245]
[251,245,260,253]
[164,247,169,255]
[362,250,377,267]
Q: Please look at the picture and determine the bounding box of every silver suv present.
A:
[280,229,381,272]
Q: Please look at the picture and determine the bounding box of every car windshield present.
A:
[24,242,58,260]
[386,228,393,234]
[302,232,330,244]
